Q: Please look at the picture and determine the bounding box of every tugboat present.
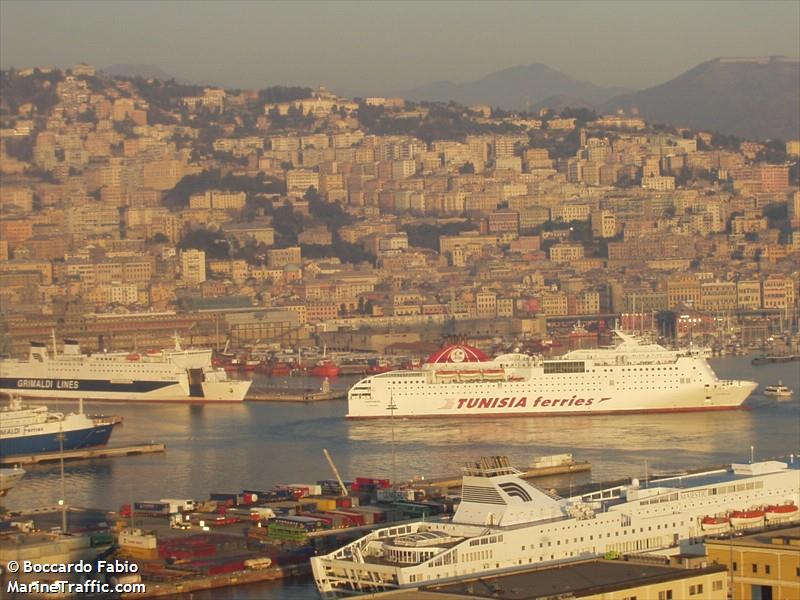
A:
[310,360,340,378]
[763,381,793,400]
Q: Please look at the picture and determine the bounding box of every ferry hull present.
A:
[347,381,757,418]
[0,378,250,402]
[0,424,115,457]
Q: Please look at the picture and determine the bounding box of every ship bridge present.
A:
[454,456,566,527]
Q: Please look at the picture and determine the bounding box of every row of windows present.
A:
[688,583,704,595]
[543,361,586,374]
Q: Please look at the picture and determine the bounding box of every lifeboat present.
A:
[765,503,799,522]
[310,361,340,378]
[126,353,140,361]
[730,509,765,527]
[435,371,458,381]
[481,369,506,381]
[701,515,730,531]
[457,371,482,381]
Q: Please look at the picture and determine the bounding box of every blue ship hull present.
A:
[0,424,115,457]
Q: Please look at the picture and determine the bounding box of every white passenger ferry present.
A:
[311,456,800,596]
[347,331,756,418]
[0,336,251,402]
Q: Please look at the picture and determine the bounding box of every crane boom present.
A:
[323,448,348,497]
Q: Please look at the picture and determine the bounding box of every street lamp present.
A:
[57,426,67,534]
[387,395,398,486]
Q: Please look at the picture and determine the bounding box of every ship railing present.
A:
[463,456,520,477]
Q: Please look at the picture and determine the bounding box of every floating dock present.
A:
[0,443,166,465]
[421,459,591,490]
[246,390,346,402]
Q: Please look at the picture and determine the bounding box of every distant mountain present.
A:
[602,57,800,141]
[101,64,181,82]
[395,64,632,111]
[531,94,596,113]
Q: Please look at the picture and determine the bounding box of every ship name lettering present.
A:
[16,379,54,389]
[456,397,527,409]
[56,380,79,390]
[532,396,596,408]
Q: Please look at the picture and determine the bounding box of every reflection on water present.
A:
[4,357,799,512]
[3,357,799,599]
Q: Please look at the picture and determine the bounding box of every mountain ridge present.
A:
[601,56,800,141]
[394,63,632,110]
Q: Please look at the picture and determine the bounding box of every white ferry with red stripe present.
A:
[346,331,756,418]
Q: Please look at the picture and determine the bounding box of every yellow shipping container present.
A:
[313,498,339,512]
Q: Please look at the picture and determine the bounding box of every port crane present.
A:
[323,448,349,497]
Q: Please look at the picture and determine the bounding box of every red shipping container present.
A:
[332,510,365,526]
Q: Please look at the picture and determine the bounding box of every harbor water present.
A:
[3,356,799,599]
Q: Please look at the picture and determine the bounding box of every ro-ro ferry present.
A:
[0,336,251,402]
[346,331,756,418]
[0,396,117,457]
[311,456,800,596]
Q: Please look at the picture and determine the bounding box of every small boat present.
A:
[310,360,340,378]
[435,371,458,381]
[763,382,793,400]
[457,371,482,382]
[700,515,730,531]
[765,503,799,522]
[730,509,765,527]
[481,369,506,381]
[751,354,800,365]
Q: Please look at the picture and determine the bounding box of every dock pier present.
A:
[0,442,166,465]
[421,460,591,490]
[246,390,346,402]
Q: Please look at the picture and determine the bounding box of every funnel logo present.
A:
[499,482,532,502]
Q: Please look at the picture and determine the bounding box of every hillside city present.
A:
[0,62,798,357]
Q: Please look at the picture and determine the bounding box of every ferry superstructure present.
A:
[347,331,756,418]
[0,337,251,403]
[311,456,800,597]
[0,396,117,457]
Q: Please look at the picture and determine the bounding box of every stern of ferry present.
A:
[200,379,251,402]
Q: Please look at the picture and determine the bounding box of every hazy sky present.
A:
[2,1,798,92]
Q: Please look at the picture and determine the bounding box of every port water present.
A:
[5,356,799,599]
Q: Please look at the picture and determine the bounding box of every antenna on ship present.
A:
[750,445,754,464]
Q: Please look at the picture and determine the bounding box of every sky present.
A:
[1,0,798,92]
